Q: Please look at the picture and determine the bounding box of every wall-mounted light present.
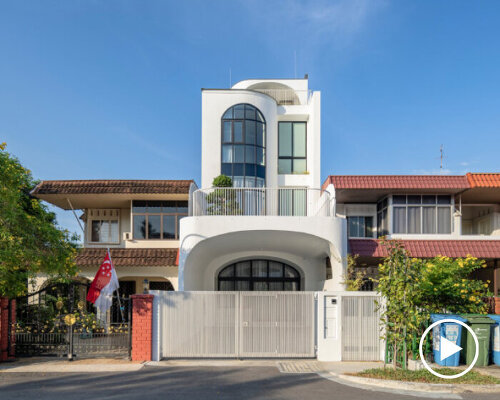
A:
[143,279,150,294]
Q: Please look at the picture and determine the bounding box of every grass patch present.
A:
[351,368,500,385]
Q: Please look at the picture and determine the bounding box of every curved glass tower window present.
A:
[221,104,266,187]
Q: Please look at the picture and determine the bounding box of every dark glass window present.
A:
[347,216,374,238]
[221,104,266,187]
[218,260,301,291]
[278,122,307,174]
[132,200,188,240]
[149,281,174,291]
[377,198,389,237]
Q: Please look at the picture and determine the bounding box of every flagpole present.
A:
[108,248,126,323]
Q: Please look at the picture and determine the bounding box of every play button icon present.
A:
[440,336,462,361]
[419,318,479,379]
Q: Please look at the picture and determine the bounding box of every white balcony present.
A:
[191,187,333,217]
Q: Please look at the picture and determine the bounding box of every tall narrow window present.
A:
[278,122,307,174]
[221,104,266,187]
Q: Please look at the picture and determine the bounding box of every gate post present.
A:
[1,297,16,362]
[131,294,154,362]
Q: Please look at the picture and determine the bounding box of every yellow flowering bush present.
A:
[375,240,491,368]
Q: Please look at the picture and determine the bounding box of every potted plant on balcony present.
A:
[206,175,241,216]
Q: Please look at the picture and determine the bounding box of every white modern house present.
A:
[31,76,499,362]
[179,77,348,292]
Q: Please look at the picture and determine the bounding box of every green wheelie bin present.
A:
[460,314,495,366]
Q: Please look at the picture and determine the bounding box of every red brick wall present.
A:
[494,297,500,315]
[0,297,15,362]
[131,294,153,361]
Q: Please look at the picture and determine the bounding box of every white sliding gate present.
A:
[153,291,315,359]
[341,294,382,361]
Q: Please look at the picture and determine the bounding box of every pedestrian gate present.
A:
[341,295,381,361]
[153,291,315,358]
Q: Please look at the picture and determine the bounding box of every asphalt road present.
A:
[0,365,498,400]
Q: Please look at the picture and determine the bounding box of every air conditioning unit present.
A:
[123,232,132,241]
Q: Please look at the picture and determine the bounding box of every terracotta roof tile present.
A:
[32,180,194,195]
[349,239,500,259]
[324,175,470,190]
[466,173,500,188]
[75,248,179,267]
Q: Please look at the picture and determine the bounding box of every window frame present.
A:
[131,200,188,240]
[221,104,266,187]
[347,216,374,238]
[390,194,453,235]
[278,121,307,175]
[87,209,120,244]
[217,259,301,291]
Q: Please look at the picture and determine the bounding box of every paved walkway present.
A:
[0,357,143,373]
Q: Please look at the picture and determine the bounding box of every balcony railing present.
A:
[251,89,312,105]
[192,187,332,217]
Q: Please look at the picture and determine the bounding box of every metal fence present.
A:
[192,187,331,217]
[11,282,131,359]
[153,291,316,359]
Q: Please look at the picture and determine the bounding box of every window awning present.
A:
[349,239,500,259]
[75,248,179,267]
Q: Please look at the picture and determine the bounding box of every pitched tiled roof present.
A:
[466,173,500,188]
[32,180,194,195]
[324,175,470,190]
[349,239,500,259]
[75,248,179,267]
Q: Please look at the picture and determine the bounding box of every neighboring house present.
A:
[325,173,500,295]
[31,179,196,294]
[31,77,500,297]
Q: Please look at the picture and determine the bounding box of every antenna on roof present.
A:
[440,144,444,173]
[294,50,297,78]
[229,68,232,88]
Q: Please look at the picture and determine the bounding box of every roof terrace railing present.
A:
[251,89,312,105]
[192,187,332,217]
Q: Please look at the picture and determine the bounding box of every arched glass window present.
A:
[221,104,266,187]
[218,260,300,291]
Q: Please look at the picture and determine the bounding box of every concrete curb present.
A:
[334,372,500,394]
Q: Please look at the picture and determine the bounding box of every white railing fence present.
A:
[192,187,332,217]
[251,89,312,105]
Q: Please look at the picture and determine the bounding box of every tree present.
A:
[376,239,491,368]
[206,175,241,215]
[342,254,367,291]
[0,143,79,298]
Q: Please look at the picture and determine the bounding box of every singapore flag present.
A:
[86,249,119,313]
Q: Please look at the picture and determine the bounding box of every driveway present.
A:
[0,365,498,400]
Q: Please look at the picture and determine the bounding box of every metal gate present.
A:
[154,291,315,358]
[10,282,131,359]
[341,295,381,361]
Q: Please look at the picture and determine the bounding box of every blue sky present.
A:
[1,0,499,237]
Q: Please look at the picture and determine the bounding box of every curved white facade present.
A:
[182,77,347,292]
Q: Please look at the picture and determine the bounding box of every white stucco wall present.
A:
[201,79,321,190]
[179,215,347,291]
